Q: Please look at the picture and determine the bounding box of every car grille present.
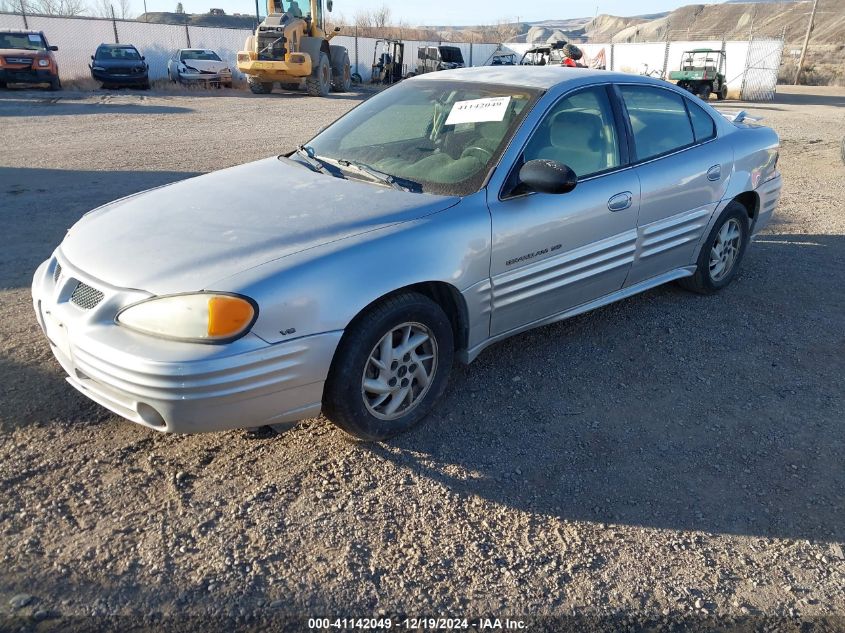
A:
[3,57,33,66]
[70,282,104,310]
[53,262,62,283]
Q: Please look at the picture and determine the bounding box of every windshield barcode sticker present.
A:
[445,96,511,125]
[28,34,41,42]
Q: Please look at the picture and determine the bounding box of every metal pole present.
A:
[185,23,191,47]
[19,0,28,29]
[143,0,147,21]
[793,0,818,85]
[111,4,119,43]
[254,0,260,25]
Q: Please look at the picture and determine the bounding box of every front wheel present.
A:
[248,76,273,94]
[49,77,61,91]
[697,83,712,100]
[306,53,331,97]
[323,292,454,440]
[679,201,749,295]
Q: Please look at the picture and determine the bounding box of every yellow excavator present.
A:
[237,0,350,96]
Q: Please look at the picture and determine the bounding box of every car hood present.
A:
[0,48,37,58]
[181,59,229,73]
[60,157,459,295]
[93,58,145,69]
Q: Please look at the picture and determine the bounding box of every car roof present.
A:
[99,43,138,48]
[0,29,43,35]
[410,66,663,90]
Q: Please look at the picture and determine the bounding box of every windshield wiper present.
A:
[288,145,345,179]
[337,159,422,193]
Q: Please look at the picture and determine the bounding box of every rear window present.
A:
[620,85,695,161]
[686,98,716,142]
[0,32,45,50]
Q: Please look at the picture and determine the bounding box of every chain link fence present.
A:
[0,11,505,84]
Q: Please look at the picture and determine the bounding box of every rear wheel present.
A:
[323,292,454,440]
[717,83,728,100]
[306,53,330,97]
[331,53,351,92]
[247,76,273,94]
[697,83,712,100]
[679,201,749,295]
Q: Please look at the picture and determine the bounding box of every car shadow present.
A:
[771,90,845,108]
[0,167,201,289]
[359,233,845,543]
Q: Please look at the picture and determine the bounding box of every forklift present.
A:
[370,39,404,84]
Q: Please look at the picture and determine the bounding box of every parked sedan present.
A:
[32,67,781,440]
[90,43,149,89]
[168,48,232,87]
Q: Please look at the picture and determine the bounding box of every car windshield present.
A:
[0,32,45,50]
[181,49,222,61]
[305,80,539,196]
[439,47,463,64]
[97,47,141,60]
[270,0,310,17]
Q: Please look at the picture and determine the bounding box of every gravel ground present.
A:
[0,84,843,632]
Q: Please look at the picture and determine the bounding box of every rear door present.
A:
[616,84,733,286]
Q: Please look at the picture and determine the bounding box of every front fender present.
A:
[216,193,491,346]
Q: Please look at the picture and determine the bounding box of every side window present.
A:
[686,98,716,142]
[522,86,620,179]
[620,85,695,161]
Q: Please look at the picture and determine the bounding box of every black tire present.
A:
[331,53,351,92]
[49,77,61,91]
[697,83,712,100]
[323,292,454,441]
[678,201,750,295]
[717,84,728,100]
[248,77,273,94]
[350,72,362,84]
[306,53,331,97]
[0,80,6,89]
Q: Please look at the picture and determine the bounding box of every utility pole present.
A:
[794,0,818,85]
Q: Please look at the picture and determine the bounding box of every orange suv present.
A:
[0,29,61,90]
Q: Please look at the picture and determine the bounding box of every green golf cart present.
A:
[669,48,728,101]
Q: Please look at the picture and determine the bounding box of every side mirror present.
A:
[326,0,333,10]
[141,55,146,60]
[517,159,577,195]
[90,54,94,60]
[49,45,58,51]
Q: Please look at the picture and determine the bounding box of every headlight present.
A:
[182,66,198,73]
[37,58,49,67]
[116,293,257,343]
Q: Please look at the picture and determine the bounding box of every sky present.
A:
[135,0,703,24]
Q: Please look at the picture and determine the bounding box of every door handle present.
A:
[707,164,722,181]
[607,191,633,212]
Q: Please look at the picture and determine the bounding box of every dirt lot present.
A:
[0,84,843,632]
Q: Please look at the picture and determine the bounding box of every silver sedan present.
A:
[32,67,781,439]
[167,48,232,87]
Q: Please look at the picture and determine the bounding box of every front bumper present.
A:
[0,67,55,84]
[179,72,232,85]
[237,57,311,78]
[32,253,342,433]
[91,70,148,85]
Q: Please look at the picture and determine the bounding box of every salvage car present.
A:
[89,43,149,89]
[0,29,61,90]
[168,48,233,87]
[32,67,781,440]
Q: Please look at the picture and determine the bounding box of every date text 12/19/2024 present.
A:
[308,618,527,630]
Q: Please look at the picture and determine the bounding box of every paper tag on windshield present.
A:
[445,96,511,125]
[28,34,41,42]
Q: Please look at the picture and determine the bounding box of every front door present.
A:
[487,85,641,336]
